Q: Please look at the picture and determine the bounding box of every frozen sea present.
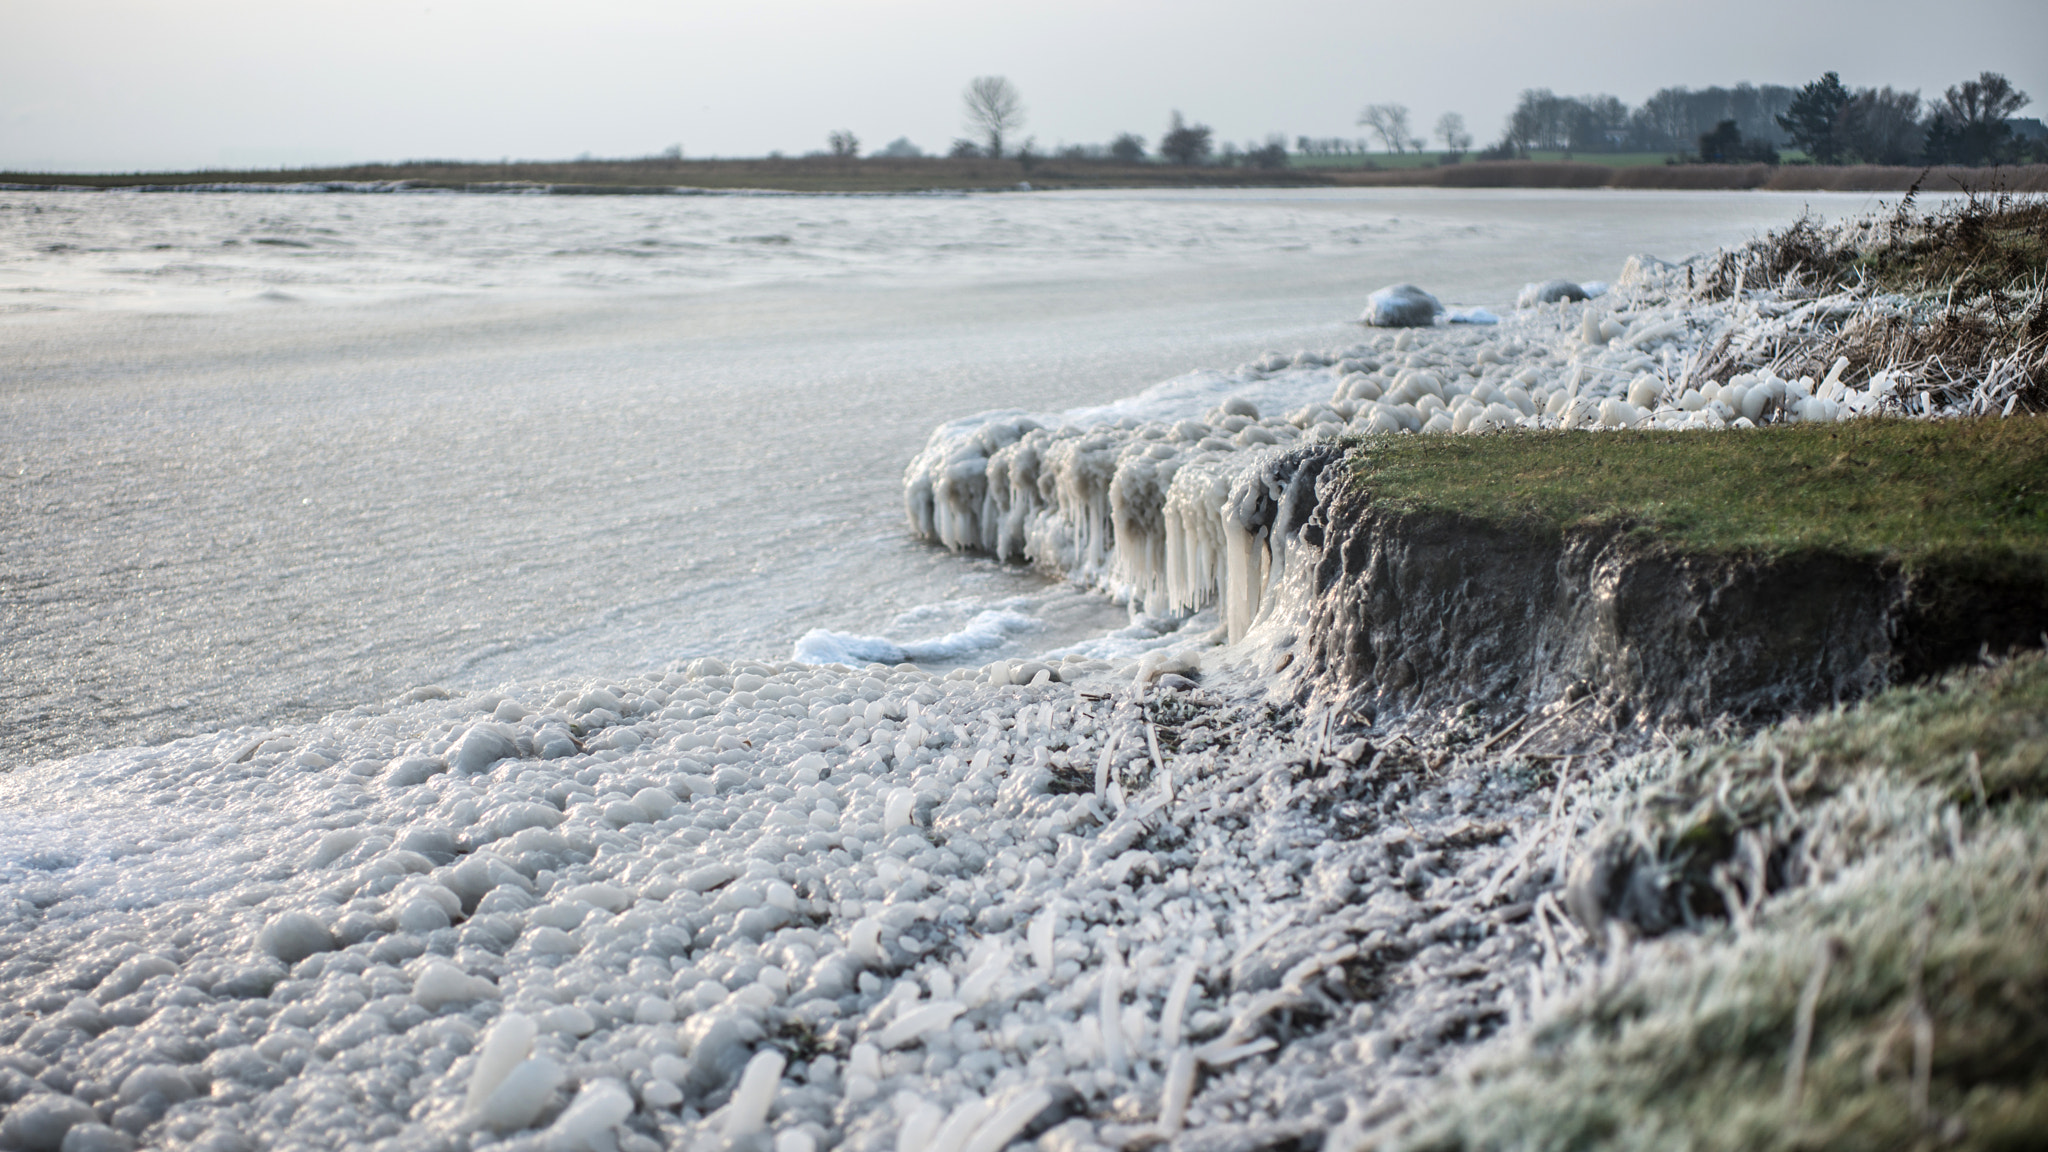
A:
[0,186,1909,768]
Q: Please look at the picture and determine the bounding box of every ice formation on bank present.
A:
[903,250,2031,645]
[0,654,1601,1152]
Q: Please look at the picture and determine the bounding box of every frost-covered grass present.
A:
[1704,195,2048,304]
[1357,653,2048,1152]
[1346,416,2048,581]
[1697,196,2048,405]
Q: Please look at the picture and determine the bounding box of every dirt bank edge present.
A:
[1286,452,2048,729]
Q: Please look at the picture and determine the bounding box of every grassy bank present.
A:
[1372,654,2048,1152]
[4,156,2045,194]
[1348,417,2048,584]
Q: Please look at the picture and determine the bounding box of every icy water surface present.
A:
[1,187,1906,766]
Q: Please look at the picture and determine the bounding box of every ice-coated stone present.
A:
[394,896,451,933]
[184,1130,249,1152]
[450,723,520,774]
[94,954,176,1003]
[722,1050,785,1138]
[467,1013,538,1111]
[255,912,333,965]
[384,756,447,788]
[117,1065,194,1107]
[1360,284,1442,327]
[411,959,495,1009]
[478,1057,565,1132]
[2,1095,97,1152]
[1518,278,1589,307]
[57,1124,131,1152]
[541,1079,633,1152]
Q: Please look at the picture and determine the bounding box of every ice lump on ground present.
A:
[1359,284,1442,328]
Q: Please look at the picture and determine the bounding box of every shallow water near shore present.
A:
[1,187,1914,768]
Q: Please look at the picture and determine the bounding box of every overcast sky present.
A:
[4,0,2043,172]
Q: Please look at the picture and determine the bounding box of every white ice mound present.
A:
[793,608,1040,667]
[1516,279,1589,308]
[1445,306,1499,325]
[1360,283,1442,327]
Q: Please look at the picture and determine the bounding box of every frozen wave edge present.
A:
[793,608,1042,668]
[903,248,2028,657]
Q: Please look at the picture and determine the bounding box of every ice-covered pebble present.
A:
[1,1095,96,1152]
[412,959,496,1009]
[541,1079,633,1152]
[57,1124,132,1152]
[723,1050,786,1138]
[879,1000,966,1048]
[117,1066,194,1107]
[450,722,520,774]
[467,1013,538,1111]
[1361,284,1442,327]
[255,911,333,964]
[478,1058,565,1132]
[1518,279,1588,307]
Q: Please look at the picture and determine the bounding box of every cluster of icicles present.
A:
[903,262,1951,641]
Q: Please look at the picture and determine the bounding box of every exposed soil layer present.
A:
[1283,452,2048,727]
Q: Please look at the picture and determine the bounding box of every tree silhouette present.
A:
[1159,112,1213,165]
[962,77,1025,159]
[1777,72,1852,164]
[1435,112,1472,155]
[1924,72,2030,166]
[1359,103,1416,154]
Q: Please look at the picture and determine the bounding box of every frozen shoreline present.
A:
[5,206,2029,1152]
[902,237,2020,650]
[1,635,1646,1152]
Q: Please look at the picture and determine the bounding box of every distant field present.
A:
[4,156,2042,194]
[1291,151,1683,170]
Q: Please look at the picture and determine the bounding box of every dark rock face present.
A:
[1280,454,2047,726]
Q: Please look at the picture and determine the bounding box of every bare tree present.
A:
[1358,103,1415,153]
[962,76,1026,159]
[1939,71,2030,126]
[827,130,859,158]
[1435,112,1472,155]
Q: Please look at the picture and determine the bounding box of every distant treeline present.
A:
[1325,162,2048,193]
[1486,72,2042,168]
[10,157,2044,196]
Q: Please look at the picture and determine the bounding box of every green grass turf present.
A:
[1345,417,2048,584]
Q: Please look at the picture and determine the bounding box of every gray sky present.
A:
[3,0,2043,172]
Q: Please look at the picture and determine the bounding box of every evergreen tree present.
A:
[1777,72,1852,163]
[1697,121,1744,163]
[1159,112,1213,165]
